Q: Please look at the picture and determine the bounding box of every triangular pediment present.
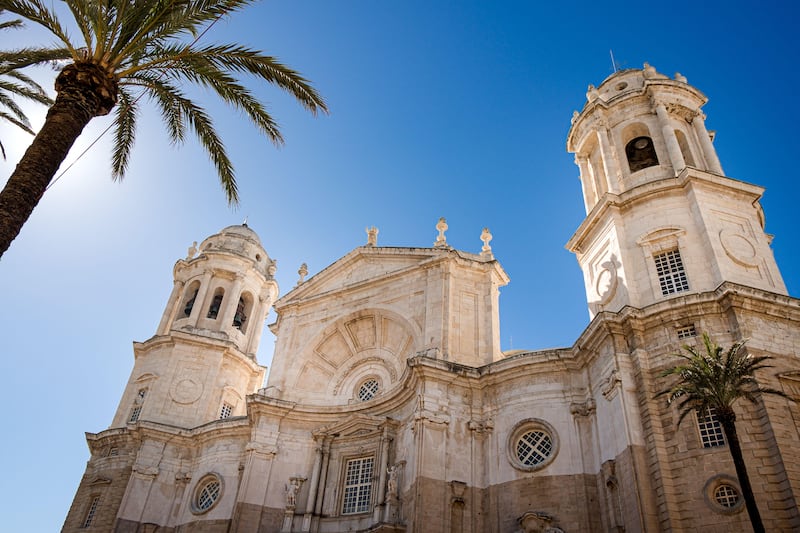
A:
[278,246,449,306]
[312,413,394,439]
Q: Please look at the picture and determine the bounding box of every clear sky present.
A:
[0,1,798,530]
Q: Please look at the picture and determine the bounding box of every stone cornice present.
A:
[573,283,800,353]
[132,332,266,371]
[566,168,765,253]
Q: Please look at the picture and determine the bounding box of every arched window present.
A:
[233,292,254,332]
[207,288,224,319]
[625,136,659,172]
[182,281,201,318]
[233,298,247,330]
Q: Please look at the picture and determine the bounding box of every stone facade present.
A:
[63,65,800,532]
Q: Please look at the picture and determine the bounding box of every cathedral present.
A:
[63,65,800,532]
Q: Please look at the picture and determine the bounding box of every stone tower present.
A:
[62,225,279,531]
[566,63,786,317]
[109,224,278,429]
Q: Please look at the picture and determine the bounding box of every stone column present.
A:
[597,127,621,193]
[654,103,685,173]
[575,153,595,212]
[312,441,331,532]
[189,271,213,327]
[156,279,185,335]
[219,275,244,330]
[302,444,323,532]
[374,426,390,522]
[692,111,724,174]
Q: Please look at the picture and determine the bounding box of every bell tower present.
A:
[566,63,786,317]
[110,224,279,429]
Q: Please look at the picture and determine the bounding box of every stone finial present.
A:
[571,110,579,124]
[186,241,197,260]
[643,62,657,78]
[433,217,449,248]
[674,72,687,83]
[267,259,277,278]
[586,84,599,102]
[480,228,493,258]
[366,226,379,247]
[296,263,308,286]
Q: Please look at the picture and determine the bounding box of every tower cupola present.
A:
[111,224,278,429]
[567,63,722,214]
[156,224,279,356]
[566,64,786,318]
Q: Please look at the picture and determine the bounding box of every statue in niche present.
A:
[387,464,399,499]
[285,477,304,509]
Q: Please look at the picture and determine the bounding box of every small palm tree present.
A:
[658,333,792,533]
[0,0,328,258]
[0,18,60,158]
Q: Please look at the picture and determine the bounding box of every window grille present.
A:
[342,457,374,514]
[515,430,553,466]
[129,406,142,423]
[219,402,233,419]
[654,249,689,295]
[357,379,379,402]
[676,325,697,339]
[82,496,100,528]
[196,479,221,511]
[714,484,739,508]
[698,407,725,448]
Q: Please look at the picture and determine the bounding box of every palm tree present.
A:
[0,0,327,258]
[658,333,792,533]
[0,18,60,159]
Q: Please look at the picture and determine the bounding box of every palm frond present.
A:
[1,1,80,56]
[125,72,238,203]
[657,333,795,427]
[110,86,138,179]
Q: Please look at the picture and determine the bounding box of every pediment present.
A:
[278,247,444,306]
[312,413,393,439]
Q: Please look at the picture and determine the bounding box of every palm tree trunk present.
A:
[0,63,116,258]
[719,412,765,533]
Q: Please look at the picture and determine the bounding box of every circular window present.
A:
[192,474,223,514]
[507,419,559,471]
[516,429,553,466]
[703,475,744,515]
[714,484,739,508]
[357,378,380,401]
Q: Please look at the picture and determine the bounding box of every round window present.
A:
[703,475,744,515]
[357,378,380,401]
[516,429,553,466]
[507,419,559,471]
[192,474,223,514]
[714,484,739,508]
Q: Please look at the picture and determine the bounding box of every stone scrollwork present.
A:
[570,398,596,418]
[518,510,565,533]
[468,418,494,434]
[601,368,622,401]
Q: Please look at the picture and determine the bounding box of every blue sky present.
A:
[1,1,798,530]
